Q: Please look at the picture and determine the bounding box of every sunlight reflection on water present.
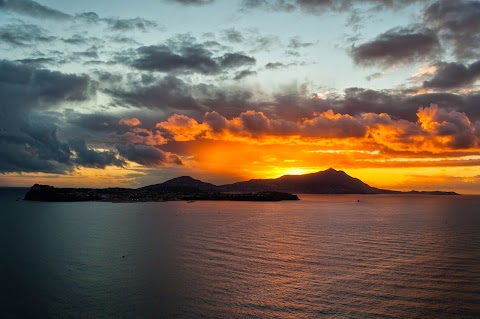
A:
[1,191,479,318]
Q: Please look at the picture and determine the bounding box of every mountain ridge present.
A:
[149,168,458,195]
[219,168,386,194]
[24,168,459,202]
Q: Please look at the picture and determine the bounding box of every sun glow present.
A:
[280,167,317,177]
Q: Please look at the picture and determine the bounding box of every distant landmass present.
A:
[24,168,459,202]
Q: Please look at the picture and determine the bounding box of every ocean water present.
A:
[1,188,480,318]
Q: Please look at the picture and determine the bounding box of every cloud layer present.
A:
[1,0,480,191]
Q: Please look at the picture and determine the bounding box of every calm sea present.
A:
[1,188,479,318]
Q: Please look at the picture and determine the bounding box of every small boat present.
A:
[187,200,195,203]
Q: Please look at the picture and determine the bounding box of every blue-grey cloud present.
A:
[116,144,183,167]
[423,60,480,89]
[103,72,255,118]
[265,62,287,69]
[164,0,215,5]
[121,41,256,75]
[1,1,158,33]
[350,26,441,67]
[105,17,158,32]
[0,0,71,20]
[76,12,158,32]
[288,36,314,49]
[69,138,125,169]
[241,0,424,14]
[0,60,94,113]
[0,23,55,47]
[424,0,480,59]
[0,60,98,173]
[107,75,203,112]
[234,69,257,80]
[14,57,57,67]
[221,28,245,43]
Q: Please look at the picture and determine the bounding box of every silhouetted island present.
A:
[24,184,299,202]
[24,168,459,202]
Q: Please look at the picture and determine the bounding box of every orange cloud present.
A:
[119,117,142,127]
[156,114,208,141]
[50,105,474,192]
[152,105,480,154]
[122,127,168,146]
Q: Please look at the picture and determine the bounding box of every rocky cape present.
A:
[24,168,458,202]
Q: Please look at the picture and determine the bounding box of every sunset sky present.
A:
[1,0,480,193]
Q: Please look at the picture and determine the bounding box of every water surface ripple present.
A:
[2,190,479,318]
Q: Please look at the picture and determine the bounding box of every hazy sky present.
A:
[1,0,480,193]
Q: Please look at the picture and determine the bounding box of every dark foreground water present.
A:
[1,188,479,318]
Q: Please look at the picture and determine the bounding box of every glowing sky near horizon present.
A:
[1,0,480,193]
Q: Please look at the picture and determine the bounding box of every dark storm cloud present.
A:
[326,88,480,122]
[0,23,55,47]
[105,73,255,118]
[125,44,218,74]
[244,82,480,123]
[0,60,98,173]
[107,75,203,112]
[423,60,480,89]
[350,26,441,67]
[122,42,256,75]
[192,83,255,117]
[424,0,480,59]
[106,63,480,125]
[164,0,215,5]
[68,112,124,133]
[0,122,72,174]
[0,0,71,20]
[69,138,125,169]
[0,60,94,112]
[107,63,480,125]
[116,144,183,167]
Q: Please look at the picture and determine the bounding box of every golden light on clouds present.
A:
[5,105,480,193]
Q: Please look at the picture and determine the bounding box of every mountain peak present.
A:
[168,176,198,182]
[323,167,345,174]
[141,175,219,192]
